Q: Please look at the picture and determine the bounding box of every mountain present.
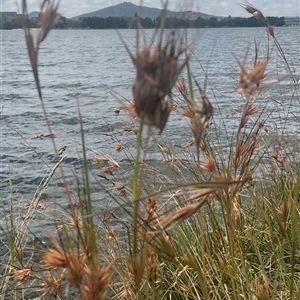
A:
[26,11,40,19]
[72,2,215,20]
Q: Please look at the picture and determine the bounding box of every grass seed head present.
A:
[40,274,62,298]
[251,60,269,84]
[186,87,213,161]
[144,196,159,222]
[43,248,68,270]
[200,156,217,173]
[145,249,160,283]
[15,247,24,264]
[238,59,269,96]
[180,108,195,118]
[119,102,138,119]
[123,124,133,132]
[182,140,194,149]
[176,79,188,95]
[69,217,84,228]
[256,275,270,300]
[131,29,189,133]
[161,201,206,229]
[14,269,31,285]
[241,1,268,23]
[102,166,115,175]
[242,3,257,14]
[147,231,176,262]
[81,265,111,300]
[106,229,119,245]
[93,155,110,164]
[245,104,259,117]
[271,151,284,164]
[115,142,124,152]
[38,0,60,44]
[113,107,120,115]
[63,252,87,287]
[114,182,126,195]
[232,195,244,216]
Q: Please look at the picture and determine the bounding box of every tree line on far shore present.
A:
[79,15,285,29]
[0,13,285,30]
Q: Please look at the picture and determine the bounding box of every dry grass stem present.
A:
[267,25,275,37]
[30,132,55,139]
[159,184,227,229]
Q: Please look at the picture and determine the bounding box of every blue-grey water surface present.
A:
[1,27,299,235]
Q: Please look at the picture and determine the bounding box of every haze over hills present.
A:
[72,2,216,20]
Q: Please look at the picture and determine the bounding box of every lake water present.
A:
[0,27,299,236]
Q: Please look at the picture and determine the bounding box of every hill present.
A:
[26,11,40,19]
[72,2,215,20]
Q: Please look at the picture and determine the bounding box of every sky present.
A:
[1,0,299,18]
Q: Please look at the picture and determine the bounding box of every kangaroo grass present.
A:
[2,0,300,299]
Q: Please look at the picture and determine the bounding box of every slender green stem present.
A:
[157,1,168,51]
[186,62,194,102]
[78,102,98,265]
[132,123,144,258]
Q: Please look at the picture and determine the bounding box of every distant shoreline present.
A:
[2,25,299,31]
[1,12,292,30]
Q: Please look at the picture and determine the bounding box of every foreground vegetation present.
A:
[1,1,300,299]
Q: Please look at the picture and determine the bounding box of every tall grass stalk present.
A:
[0,181,17,299]
[78,102,98,267]
[21,0,74,210]
[131,122,144,284]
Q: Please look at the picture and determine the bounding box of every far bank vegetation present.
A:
[1,12,285,29]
